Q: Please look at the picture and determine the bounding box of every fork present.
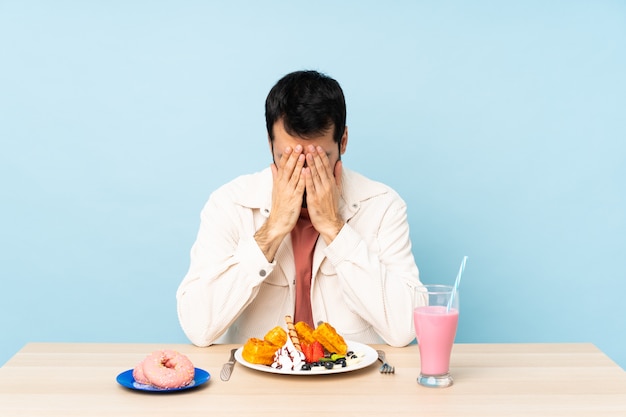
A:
[377,350,395,374]
[220,348,238,381]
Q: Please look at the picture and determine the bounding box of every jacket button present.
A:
[259,269,267,277]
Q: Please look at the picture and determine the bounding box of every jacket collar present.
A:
[232,166,389,221]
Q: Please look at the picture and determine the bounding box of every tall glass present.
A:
[413,285,459,388]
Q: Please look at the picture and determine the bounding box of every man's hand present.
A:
[303,145,345,244]
[254,145,306,261]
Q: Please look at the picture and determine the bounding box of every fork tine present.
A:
[377,350,395,374]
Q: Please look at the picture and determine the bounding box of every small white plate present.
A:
[234,341,377,375]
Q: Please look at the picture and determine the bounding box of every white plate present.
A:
[234,341,377,375]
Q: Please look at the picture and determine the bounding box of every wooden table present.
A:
[0,342,624,416]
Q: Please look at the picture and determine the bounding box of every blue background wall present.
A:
[1,1,625,369]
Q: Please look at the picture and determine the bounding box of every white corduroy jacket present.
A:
[176,167,423,347]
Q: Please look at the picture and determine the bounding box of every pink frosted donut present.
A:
[141,350,195,389]
[132,360,150,385]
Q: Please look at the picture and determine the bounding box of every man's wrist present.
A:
[254,221,288,262]
[320,220,345,245]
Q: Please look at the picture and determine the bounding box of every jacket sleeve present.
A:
[176,194,275,346]
[323,194,423,347]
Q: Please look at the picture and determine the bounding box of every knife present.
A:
[220,348,238,381]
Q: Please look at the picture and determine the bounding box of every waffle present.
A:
[312,322,348,355]
[241,326,287,365]
[264,325,288,347]
[294,321,317,345]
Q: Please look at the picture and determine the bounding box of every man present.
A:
[176,70,423,347]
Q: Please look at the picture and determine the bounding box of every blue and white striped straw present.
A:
[447,256,468,311]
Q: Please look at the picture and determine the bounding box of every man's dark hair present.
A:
[265,70,346,144]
